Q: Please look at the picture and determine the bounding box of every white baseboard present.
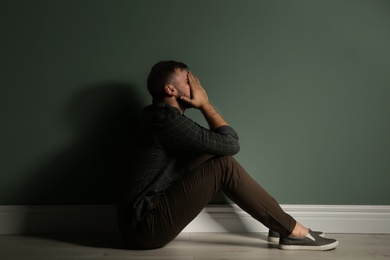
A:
[0,204,389,234]
[182,204,390,234]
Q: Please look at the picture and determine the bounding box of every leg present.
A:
[125,156,296,249]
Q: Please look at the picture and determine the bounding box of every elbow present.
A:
[230,142,240,155]
[234,144,241,154]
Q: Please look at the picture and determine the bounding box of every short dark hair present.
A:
[147,60,188,103]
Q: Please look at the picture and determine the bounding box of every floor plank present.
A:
[0,233,388,259]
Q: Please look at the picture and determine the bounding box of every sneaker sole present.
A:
[268,237,279,244]
[269,233,325,244]
[279,240,339,251]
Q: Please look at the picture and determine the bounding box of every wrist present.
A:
[199,102,229,130]
[199,102,213,112]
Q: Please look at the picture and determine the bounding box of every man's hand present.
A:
[180,72,210,109]
[180,71,229,130]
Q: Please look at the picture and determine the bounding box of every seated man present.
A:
[116,60,339,251]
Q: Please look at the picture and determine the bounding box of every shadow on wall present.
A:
[21,82,144,205]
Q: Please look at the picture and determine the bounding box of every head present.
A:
[147,60,189,104]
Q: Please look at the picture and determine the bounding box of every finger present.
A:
[180,95,193,105]
[188,71,196,82]
[195,76,200,84]
[188,72,200,86]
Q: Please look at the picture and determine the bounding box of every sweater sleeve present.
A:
[156,112,240,156]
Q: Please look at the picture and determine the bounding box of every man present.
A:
[116,60,339,251]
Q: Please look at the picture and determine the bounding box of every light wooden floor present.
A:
[0,232,389,259]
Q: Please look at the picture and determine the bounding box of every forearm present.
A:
[200,102,228,131]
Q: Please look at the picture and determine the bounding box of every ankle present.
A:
[291,223,309,237]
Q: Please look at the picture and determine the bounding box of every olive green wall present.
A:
[1,0,389,205]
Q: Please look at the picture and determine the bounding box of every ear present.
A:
[164,84,177,96]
